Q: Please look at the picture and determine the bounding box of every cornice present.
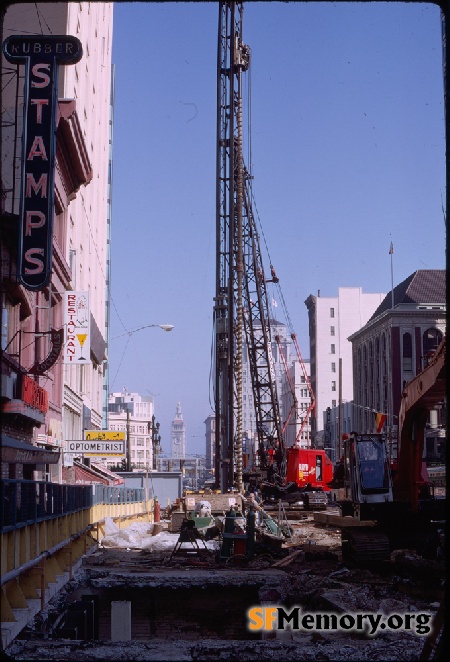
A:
[349,308,447,342]
[56,99,93,198]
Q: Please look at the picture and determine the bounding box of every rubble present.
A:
[4,634,434,661]
[4,517,444,662]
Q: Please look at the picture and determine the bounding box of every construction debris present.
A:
[4,516,444,661]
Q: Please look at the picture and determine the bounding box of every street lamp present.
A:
[111,324,174,340]
[150,415,162,470]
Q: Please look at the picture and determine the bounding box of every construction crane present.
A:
[213,1,283,494]
[213,2,332,504]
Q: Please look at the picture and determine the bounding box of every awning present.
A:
[2,400,45,425]
[1,435,60,464]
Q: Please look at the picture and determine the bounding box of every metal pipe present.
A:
[126,408,131,471]
[1,524,93,587]
[235,34,244,495]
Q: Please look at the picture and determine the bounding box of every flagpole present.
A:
[388,240,395,455]
[389,241,394,309]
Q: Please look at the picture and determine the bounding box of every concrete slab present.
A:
[86,567,290,593]
[313,512,376,527]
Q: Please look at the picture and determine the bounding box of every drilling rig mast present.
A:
[214,1,284,493]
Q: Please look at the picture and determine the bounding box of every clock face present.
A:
[174,438,181,444]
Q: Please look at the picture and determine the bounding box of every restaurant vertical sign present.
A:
[2,35,82,291]
[63,292,90,363]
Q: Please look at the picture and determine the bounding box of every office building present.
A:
[280,358,313,449]
[350,270,446,456]
[107,390,154,470]
[305,287,385,446]
[1,3,113,480]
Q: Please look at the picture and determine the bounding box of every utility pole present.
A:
[338,358,343,460]
[126,408,131,471]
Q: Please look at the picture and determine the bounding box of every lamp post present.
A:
[111,324,174,341]
[151,415,162,471]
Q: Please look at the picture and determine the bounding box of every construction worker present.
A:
[247,492,263,525]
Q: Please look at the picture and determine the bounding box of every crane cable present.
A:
[247,173,315,407]
[247,182,295,336]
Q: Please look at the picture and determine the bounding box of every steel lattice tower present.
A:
[214,1,284,493]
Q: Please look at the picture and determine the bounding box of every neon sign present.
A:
[2,35,82,290]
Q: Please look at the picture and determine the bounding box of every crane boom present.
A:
[242,179,285,477]
[394,336,446,511]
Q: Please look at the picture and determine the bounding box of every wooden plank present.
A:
[313,512,376,527]
[272,549,304,568]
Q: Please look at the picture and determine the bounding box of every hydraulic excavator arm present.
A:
[394,337,446,511]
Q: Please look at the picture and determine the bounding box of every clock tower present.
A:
[171,401,186,459]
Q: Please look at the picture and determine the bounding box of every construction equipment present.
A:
[213,0,332,510]
[169,519,212,563]
[329,337,446,563]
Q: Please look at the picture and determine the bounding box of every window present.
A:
[331,381,336,392]
[331,344,335,354]
[423,328,443,355]
[1,294,14,351]
[330,326,335,336]
[331,362,336,373]
[332,400,337,407]
[402,332,413,372]
[330,308,335,318]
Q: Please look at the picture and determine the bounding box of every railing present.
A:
[0,479,146,532]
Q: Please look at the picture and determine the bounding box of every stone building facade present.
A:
[349,270,446,455]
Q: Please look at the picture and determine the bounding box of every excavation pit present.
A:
[17,562,291,644]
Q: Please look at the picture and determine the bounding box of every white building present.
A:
[107,390,154,470]
[204,413,215,471]
[280,359,313,449]
[241,318,291,446]
[171,402,186,459]
[58,3,114,442]
[1,3,114,476]
[305,287,385,446]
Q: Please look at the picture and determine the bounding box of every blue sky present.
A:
[108,2,445,456]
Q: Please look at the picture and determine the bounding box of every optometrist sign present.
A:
[2,35,82,291]
[65,431,126,457]
[66,440,125,457]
